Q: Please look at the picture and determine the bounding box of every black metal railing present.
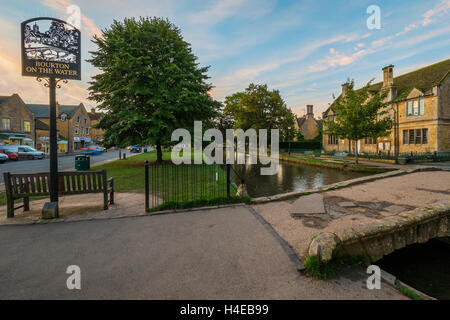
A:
[144,161,232,211]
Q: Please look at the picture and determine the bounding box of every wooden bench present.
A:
[3,170,114,218]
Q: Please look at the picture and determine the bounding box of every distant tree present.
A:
[87,17,216,162]
[323,80,393,164]
[223,83,295,141]
[212,102,235,136]
[296,131,305,142]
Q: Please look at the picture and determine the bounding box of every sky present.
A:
[1,0,449,117]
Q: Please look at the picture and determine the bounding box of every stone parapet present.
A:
[308,199,450,262]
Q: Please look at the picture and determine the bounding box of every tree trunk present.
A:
[156,140,163,163]
[355,140,359,165]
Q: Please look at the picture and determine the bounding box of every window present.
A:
[413,100,419,115]
[407,99,425,117]
[23,121,31,133]
[2,118,11,130]
[403,130,409,144]
[415,129,421,144]
[81,127,85,135]
[77,116,80,123]
[86,128,90,135]
[75,127,79,134]
[365,137,376,145]
[419,99,425,115]
[422,129,428,144]
[409,130,415,144]
[407,102,413,116]
[404,128,428,144]
[327,135,338,145]
[60,113,67,121]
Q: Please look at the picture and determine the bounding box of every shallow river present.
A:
[230,161,372,198]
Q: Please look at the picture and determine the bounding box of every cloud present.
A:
[41,0,102,36]
[372,0,450,48]
[187,0,246,25]
[308,48,374,72]
[422,0,450,25]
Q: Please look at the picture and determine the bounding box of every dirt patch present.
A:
[0,192,161,225]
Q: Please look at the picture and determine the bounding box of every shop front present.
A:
[0,133,33,147]
[73,137,91,150]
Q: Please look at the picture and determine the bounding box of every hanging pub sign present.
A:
[21,17,81,80]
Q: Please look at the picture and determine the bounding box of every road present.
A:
[0,150,128,184]
[0,206,406,299]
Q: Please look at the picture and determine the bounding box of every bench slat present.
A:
[92,172,97,190]
[76,175,81,192]
[36,176,42,193]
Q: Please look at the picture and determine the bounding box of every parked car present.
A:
[0,148,19,161]
[80,146,103,155]
[91,145,106,152]
[0,152,8,163]
[3,145,45,160]
[129,145,142,153]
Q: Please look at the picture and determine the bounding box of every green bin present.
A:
[75,155,90,171]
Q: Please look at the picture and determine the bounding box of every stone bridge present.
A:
[308,199,450,262]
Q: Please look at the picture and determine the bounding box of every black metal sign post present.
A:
[22,17,81,218]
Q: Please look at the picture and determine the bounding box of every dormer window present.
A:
[407,99,425,117]
[60,113,67,121]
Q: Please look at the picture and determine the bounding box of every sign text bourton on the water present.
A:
[21,17,81,80]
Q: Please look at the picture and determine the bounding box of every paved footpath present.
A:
[0,206,405,299]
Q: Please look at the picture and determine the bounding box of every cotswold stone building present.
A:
[88,108,104,144]
[323,59,450,154]
[28,103,91,153]
[0,94,35,146]
[294,105,322,140]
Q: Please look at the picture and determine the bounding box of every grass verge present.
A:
[304,253,370,279]
[395,285,423,300]
[281,154,392,173]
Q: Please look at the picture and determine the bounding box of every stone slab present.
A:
[290,193,326,217]
[42,202,59,220]
[383,205,407,214]
[338,201,357,208]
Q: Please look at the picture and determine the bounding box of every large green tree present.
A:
[88,17,216,162]
[324,80,393,164]
[223,83,296,141]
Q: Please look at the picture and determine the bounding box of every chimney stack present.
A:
[341,83,349,97]
[306,105,314,118]
[382,65,394,87]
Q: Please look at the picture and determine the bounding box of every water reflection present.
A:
[230,161,372,198]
